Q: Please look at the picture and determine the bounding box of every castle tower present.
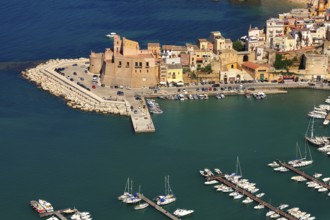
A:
[89,51,104,74]
[113,35,122,55]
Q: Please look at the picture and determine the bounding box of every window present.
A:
[146,62,149,67]
[135,62,138,67]
[118,61,122,67]
[127,62,129,67]
[139,62,142,67]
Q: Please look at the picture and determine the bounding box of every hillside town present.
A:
[89,0,330,88]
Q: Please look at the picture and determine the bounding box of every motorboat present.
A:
[242,197,253,204]
[178,94,185,101]
[233,193,244,199]
[38,199,54,212]
[173,209,194,217]
[204,180,218,185]
[106,32,116,38]
[322,177,330,182]
[134,202,149,210]
[215,94,222,99]
[254,204,264,209]
[291,176,307,182]
[266,211,275,217]
[323,119,329,126]
[313,173,323,178]
[267,161,279,168]
[214,168,222,175]
[188,94,193,100]
[47,217,59,220]
[30,200,46,214]
[278,204,289,210]
[318,187,328,192]
[256,193,265,198]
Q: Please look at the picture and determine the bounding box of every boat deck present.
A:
[278,160,330,190]
[138,194,180,220]
[208,175,298,220]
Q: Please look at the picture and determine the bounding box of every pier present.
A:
[208,175,298,220]
[137,194,180,220]
[278,161,330,191]
[39,208,74,219]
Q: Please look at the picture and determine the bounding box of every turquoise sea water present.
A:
[2,0,330,219]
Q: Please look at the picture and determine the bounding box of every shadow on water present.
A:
[0,60,45,73]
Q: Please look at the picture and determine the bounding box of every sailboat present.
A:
[305,118,330,147]
[134,186,149,210]
[288,142,313,168]
[118,178,132,201]
[123,180,141,204]
[157,176,176,206]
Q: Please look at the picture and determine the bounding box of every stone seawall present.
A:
[22,58,130,116]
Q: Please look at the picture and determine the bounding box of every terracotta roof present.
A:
[242,62,261,70]
[162,45,187,51]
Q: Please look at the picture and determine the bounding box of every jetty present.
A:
[208,175,298,220]
[39,208,74,219]
[278,161,330,191]
[137,194,180,220]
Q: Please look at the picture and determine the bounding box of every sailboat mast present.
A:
[311,117,314,138]
[164,176,167,195]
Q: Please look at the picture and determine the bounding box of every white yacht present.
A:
[254,204,264,209]
[204,180,218,185]
[173,209,194,217]
[278,204,289,210]
[38,199,54,212]
[291,176,307,182]
[268,161,279,168]
[256,193,265,198]
[47,217,59,220]
[233,193,244,199]
[134,202,149,210]
[242,197,253,204]
[313,173,323,178]
[106,32,116,38]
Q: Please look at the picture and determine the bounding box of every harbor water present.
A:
[1,0,329,219]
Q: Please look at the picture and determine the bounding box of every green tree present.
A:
[274,54,294,71]
[233,40,245,51]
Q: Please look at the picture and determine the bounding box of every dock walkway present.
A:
[39,209,71,219]
[209,175,298,220]
[278,161,330,190]
[138,194,180,220]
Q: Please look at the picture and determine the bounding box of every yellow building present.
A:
[241,62,277,81]
[166,64,183,84]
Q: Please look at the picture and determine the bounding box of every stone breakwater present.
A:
[22,58,130,116]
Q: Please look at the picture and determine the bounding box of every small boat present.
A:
[291,176,307,182]
[188,94,193,100]
[214,168,222,175]
[313,173,323,178]
[278,204,289,210]
[47,216,59,220]
[256,193,265,198]
[266,210,275,217]
[323,119,329,125]
[268,161,279,168]
[242,197,253,204]
[118,178,132,201]
[38,199,54,212]
[204,180,218,185]
[173,209,194,217]
[134,202,149,210]
[158,95,166,100]
[318,187,328,192]
[30,200,46,214]
[106,32,116,38]
[254,204,264,209]
[215,94,222,99]
[322,177,330,182]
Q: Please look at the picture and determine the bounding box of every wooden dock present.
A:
[278,160,330,191]
[39,208,74,220]
[209,175,298,220]
[138,194,180,220]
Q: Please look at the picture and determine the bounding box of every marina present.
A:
[277,161,330,193]
[205,174,300,220]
